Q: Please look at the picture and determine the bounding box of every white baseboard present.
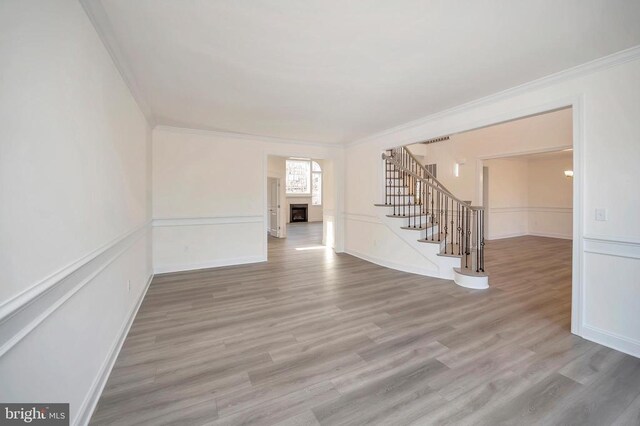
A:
[486,232,527,240]
[154,255,267,275]
[75,273,154,426]
[528,231,573,240]
[345,248,440,278]
[582,324,640,359]
[487,231,572,241]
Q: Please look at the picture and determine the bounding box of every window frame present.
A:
[285,159,312,196]
[285,159,322,206]
[311,162,322,206]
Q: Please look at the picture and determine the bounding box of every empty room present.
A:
[2,1,640,425]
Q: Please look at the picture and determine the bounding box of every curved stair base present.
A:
[453,267,489,289]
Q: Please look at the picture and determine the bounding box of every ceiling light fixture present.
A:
[564,170,574,177]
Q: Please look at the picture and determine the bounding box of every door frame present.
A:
[263,152,342,260]
[379,96,584,337]
[476,106,582,336]
[267,177,281,238]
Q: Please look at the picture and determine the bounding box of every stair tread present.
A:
[438,243,465,258]
[437,251,463,258]
[378,205,425,208]
[454,267,488,277]
[400,224,436,231]
[416,237,463,253]
[386,213,429,218]
[417,238,441,244]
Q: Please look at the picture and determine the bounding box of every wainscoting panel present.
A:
[344,212,439,276]
[582,236,640,358]
[153,216,266,274]
[487,207,528,240]
[528,207,572,239]
[487,206,572,240]
[0,225,153,425]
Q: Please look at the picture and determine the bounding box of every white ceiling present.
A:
[92,0,640,144]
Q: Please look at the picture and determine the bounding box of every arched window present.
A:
[285,158,322,206]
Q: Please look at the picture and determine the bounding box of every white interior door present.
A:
[268,178,280,237]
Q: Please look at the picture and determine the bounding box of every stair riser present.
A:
[390,215,434,226]
[382,206,447,224]
[399,226,439,240]
[454,269,489,289]
[384,195,417,204]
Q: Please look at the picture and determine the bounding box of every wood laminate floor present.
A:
[91,223,640,425]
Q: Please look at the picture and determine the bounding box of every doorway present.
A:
[266,154,337,253]
[413,107,576,331]
[473,115,574,333]
[481,149,573,242]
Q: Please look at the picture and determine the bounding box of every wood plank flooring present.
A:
[90,224,640,425]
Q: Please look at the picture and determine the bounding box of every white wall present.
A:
[410,112,574,240]
[409,107,573,205]
[528,154,573,239]
[484,158,530,239]
[0,1,152,424]
[152,127,344,273]
[345,53,640,357]
[483,153,573,240]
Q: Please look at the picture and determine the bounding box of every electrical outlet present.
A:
[127,279,131,292]
[595,208,607,221]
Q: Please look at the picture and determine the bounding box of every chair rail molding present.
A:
[583,236,640,259]
[0,222,152,357]
[343,212,382,224]
[152,216,264,227]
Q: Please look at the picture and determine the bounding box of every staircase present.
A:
[374,146,488,289]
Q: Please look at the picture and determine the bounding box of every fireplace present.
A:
[290,204,308,223]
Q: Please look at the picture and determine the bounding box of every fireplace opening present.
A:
[290,204,308,223]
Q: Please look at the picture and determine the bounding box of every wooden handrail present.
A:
[382,145,485,272]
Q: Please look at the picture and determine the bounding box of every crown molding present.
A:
[349,45,640,148]
[154,124,345,148]
[80,0,156,126]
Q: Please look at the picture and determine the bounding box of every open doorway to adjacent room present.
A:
[405,107,575,331]
[266,155,336,252]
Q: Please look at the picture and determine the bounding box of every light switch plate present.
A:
[595,208,607,221]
